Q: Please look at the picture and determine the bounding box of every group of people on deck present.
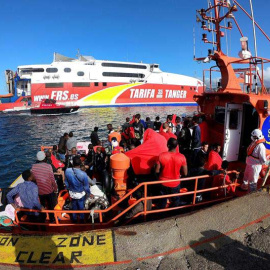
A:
[1,112,267,225]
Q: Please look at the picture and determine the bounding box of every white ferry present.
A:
[0,53,203,112]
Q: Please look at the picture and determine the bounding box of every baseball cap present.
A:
[37,151,46,161]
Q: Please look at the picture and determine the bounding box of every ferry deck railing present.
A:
[12,171,240,229]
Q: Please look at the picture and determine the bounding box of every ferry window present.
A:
[154,65,159,68]
[46,68,58,73]
[101,63,147,69]
[21,68,44,73]
[103,82,107,87]
[229,110,239,129]
[95,82,99,87]
[45,83,63,88]
[64,68,71,73]
[190,87,192,90]
[181,86,184,89]
[77,71,84,76]
[72,82,90,87]
[103,72,145,78]
[215,106,225,124]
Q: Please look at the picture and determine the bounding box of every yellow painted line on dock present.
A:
[0,230,114,266]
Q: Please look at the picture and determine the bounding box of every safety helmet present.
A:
[251,129,263,140]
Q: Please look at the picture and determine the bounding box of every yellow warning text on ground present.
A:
[0,230,114,266]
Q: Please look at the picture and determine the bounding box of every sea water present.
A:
[0,106,197,187]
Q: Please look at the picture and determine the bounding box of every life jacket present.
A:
[51,154,65,169]
[54,190,70,210]
[112,146,124,155]
[247,138,266,158]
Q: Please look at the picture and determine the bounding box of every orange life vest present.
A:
[247,138,265,157]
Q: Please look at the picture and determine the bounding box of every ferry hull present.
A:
[31,82,202,107]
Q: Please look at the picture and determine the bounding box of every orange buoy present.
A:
[110,153,130,198]
[108,132,121,143]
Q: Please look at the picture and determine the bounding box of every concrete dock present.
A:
[1,191,270,269]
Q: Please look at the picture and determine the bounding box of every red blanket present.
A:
[125,129,168,174]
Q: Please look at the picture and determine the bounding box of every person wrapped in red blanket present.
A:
[205,143,222,170]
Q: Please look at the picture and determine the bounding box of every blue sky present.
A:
[0,0,269,94]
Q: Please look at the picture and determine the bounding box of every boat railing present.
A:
[12,171,240,230]
[203,56,270,95]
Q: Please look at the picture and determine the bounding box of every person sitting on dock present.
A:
[7,169,46,222]
[241,129,266,192]
[65,156,93,222]
[32,151,58,222]
[155,138,188,208]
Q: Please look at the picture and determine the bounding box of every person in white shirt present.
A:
[241,129,266,192]
[66,132,77,153]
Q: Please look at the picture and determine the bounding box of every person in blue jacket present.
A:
[65,156,93,222]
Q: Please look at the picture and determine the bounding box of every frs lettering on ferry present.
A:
[129,88,187,99]
[33,91,79,102]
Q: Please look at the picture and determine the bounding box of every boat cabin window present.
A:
[102,72,145,78]
[21,68,44,74]
[103,82,107,87]
[45,83,64,88]
[215,106,225,124]
[77,71,84,76]
[72,82,90,87]
[101,63,147,69]
[46,68,58,73]
[229,109,239,129]
[95,82,99,86]
[64,68,71,73]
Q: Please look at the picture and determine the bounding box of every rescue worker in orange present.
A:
[241,129,266,192]
[155,138,187,208]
